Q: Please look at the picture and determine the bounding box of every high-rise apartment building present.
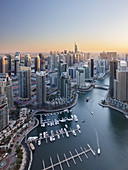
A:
[0,73,13,111]
[57,60,67,90]
[83,65,89,79]
[88,59,94,78]
[76,68,85,88]
[36,71,46,108]
[14,56,20,75]
[19,66,31,100]
[1,56,8,73]
[68,67,76,79]
[7,54,12,75]
[114,61,128,102]
[39,53,45,71]
[24,54,31,67]
[109,60,118,97]
[0,95,9,130]
[35,55,40,73]
[60,72,71,99]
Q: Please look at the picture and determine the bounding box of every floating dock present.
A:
[42,144,95,170]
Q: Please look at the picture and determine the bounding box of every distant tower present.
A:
[39,53,45,71]
[14,56,20,75]
[7,54,12,75]
[36,71,46,108]
[19,66,31,100]
[74,43,78,54]
[35,55,40,72]
[24,54,31,67]
[1,56,8,73]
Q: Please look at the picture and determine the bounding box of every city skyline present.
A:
[1,0,128,53]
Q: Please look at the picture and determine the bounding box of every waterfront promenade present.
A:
[32,93,78,114]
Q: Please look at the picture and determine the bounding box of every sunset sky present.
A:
[1,0,128,53]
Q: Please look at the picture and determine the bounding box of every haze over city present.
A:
[1,0,128,53]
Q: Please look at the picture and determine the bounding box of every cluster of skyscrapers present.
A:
[1,44,128,130]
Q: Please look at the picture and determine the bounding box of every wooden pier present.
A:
[42,144,95,170]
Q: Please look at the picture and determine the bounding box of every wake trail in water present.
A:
[95,129,100,149]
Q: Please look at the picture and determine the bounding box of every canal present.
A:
[28,76,128,170]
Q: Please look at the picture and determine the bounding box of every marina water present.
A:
[28,76,128,170]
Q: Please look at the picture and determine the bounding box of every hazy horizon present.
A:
[1,0,128,53]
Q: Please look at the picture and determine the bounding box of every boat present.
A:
[39,133,42,139]
[124,114,128,119]
[76,124,80,129]
[67,117,73,121]
[50,136,53,142]
[86,97,89,102]
[72,130,76,136]
[97,149,100,155]
[82,120,85,123]
[38,140,41,146]
[65,124,68,128]
[59,118,66,123]
[90,111,93,115]
[43,132,46,138]
[74,115,78,122]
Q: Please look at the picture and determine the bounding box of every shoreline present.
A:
[32,93,78,114]
[99,100,128,117]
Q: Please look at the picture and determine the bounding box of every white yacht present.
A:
[72,130,76,136]
[60,118,66,123]
[74,115,78,122]
[38,140,41,145]
[76,124,80,129]
[90,111,93,115]
[97,149,100,155]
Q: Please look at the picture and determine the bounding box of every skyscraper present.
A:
[0,73,14,111]
[109,60,118,97]
[1,56,8,73]
[35,55,40,72]
[19,66,31,100]
[88,59,94,78]
[15,52,21,63]
[24,54,31,67]
[0,95,9,130]
[60,72,71,99]
[83,65,89,79]
[114,61,128,102]
[57,60,67,90]
[76,68,85,88]
[74,43,78,53]
[39,53,45,71]
[36,71,46,108]
[7,54,12,75]
[68,67,76,79]
[47,55,53,70]
[14,56,20,75]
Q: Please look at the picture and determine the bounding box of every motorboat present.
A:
[90,111,93,115]
[97,149,100,155]
[59,118,66,123]
[72,130,76,136]
[86,97,89,102]
[76,124,80,129]
[74,115,78,122]
[38,140,41,145]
